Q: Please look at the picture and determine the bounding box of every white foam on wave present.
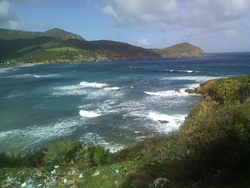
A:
[85,88,124,100]
[79,81,108,88]
[52,83,125,99]
[79,132,124,153]
[104,87,120,90]
[16,64,35,68]
[79,110,101,118]
[162,76,220,83]
[0,117,80,152]
[52,85,89,96]
[0,67,15,74]
[98,99,119,113]
[144,90,188,97]
[164,69,198,73]
[148,112,186,132]
[9,74,34,78]
[34,74,58,78]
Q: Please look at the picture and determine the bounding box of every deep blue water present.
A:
[0,52,250,152]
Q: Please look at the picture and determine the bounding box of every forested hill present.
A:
[0,28,205,65]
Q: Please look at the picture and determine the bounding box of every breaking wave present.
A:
[79,110,102,118]
[79,81,108,88]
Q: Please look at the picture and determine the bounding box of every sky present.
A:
[0,0,250,53]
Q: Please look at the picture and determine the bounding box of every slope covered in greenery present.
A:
[0,28,205,66]
[1,74,249,187]
[0,28,159,65]
[0,28,84,41]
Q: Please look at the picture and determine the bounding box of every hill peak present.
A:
[151,42,205,57]
[42,28,85,40]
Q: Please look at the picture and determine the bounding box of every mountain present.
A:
[0,28,205,65]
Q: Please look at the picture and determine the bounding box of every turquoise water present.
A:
[0,53,250,152]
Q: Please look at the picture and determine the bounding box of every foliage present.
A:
[203,78,241,104]
[203,75,250,104]
[86,146,111,167]
[156,141,190,162]
[0,149,45,168]
[113,134,176,162]
[176,76,250,186]
[42,139,82,166]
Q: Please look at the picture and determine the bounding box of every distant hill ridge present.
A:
[0,28,205,65]
[0,28,84,41]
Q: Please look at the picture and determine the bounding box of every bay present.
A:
[0,52,250,153]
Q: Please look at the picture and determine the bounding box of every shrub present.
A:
[203,78,241,104]
[42,139,82,166]
[86,146,111,167]
[0,149,45,168]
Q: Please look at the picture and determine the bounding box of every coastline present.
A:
[1,74,249,187]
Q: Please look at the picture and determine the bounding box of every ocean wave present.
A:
[103,86,134,90]
[79,81,108,88]
[34,74,58,78]
[85,88,125,100]
[148,112,186,132]
[52,83,125,99]
[162,76,220,82]
[144,90,189,97]
[0,118,79,152]
[16,64,35,68]
[79,110,102,118]
[3,73,59,79]
[164,69,198,73]
[52,85,89,96]
[104,87,120,90]
[79,132,124,153]
[0,67,16,74]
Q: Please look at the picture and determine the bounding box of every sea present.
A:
[0,52,250,153]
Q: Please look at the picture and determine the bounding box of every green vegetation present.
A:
[0,28,205,66]
[1,75,249,187]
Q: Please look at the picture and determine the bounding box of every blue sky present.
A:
[1,0,250,52]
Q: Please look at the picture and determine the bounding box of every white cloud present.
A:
[0,0,21,29]
[137,38,150,46]
[0,0,10,17]
[102,0,178,27]
[102,0,250,51]
[0,0,51,31]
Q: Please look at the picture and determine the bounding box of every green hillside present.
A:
[0,28,205,66]
[0,28,84,40]
[0,28,160,65]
